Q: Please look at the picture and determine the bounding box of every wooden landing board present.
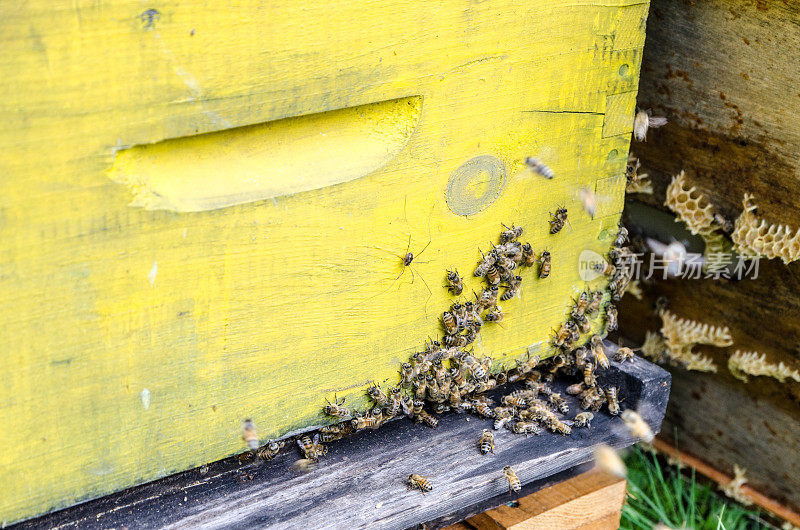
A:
[15,354,669,529]
[0,0,649,523]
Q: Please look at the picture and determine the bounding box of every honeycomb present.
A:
[625,279,643,300]
[640,331,667,363]
[640,329,718,373]
[722,465,753,506]
[664,170,717,236]
[660,309,733,348]
[728,350,800,383]
[702,232,733,275]
[732,193,800,264]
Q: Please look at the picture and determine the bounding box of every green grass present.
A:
[620,446,767,530]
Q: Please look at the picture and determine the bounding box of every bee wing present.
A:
[648,116,668,128]
[561,420,575,427]
[291,459,318,474]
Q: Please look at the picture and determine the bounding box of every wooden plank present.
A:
[0,0,652,524]
[13,357,669,529]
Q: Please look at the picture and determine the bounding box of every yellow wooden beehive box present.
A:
[0,0,648,524]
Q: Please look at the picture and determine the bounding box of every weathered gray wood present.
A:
[16,354,669,530]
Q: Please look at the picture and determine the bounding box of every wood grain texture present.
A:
[14,357,669,530]
[0,0,650,523]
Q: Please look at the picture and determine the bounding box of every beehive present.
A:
[0,0,649,523]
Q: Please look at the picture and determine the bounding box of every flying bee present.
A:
[554,320,576,347]
[524,156,555,179]
[417,409,439,428]
[586,291,603,315]
[566,382,586,395]
[573,412,594,428]
[571,311,591,334]
[521,243,535,266]
[633,109,668,142]
[242,419,259,453]
[367,384,388,406]
[615,347,635,363]
[485,305,505,323]
[256,440,285,462]
[605,304,618,332]
[441,310,458,335]
[501,276,523,301]
[549,207,568,234]
[476,286,499,310]
[590,335,609,369]
[605,386,620,415]
[620,410,654,442]
[407,473,433,493]
[503,466,522,494]
[446,269,464,295]
[578,187,598,218]
[500,223,524,242]
[323,395,350,418]
[485,264,501,286]
[400,363,415,388]
[548,393,569,414]
[513,421,542,435]
[471,400,496,418]
[538,250,551,278]
[594,444,627,478]
[478,429,495,454]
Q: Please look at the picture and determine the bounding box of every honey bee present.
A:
[297,434,326,461]
[367,383,388,406]
[475,249,498,277]
[495,371,508,385]
[472,400,496,418]
[323,395,350,418]
[485,305,505,323]
[413,374,427,400]
[351,414,378,431]
[517,353,540,374]
[566,382,586,395]
[496,255,518,273]
[474,379,497,393]
[573,290,589,316]
[554,320,576,347]
[545,416,572,435]
[501,276,523,301]
[502,395,527,408]
[443,333,468,348]
[476,286,499,310]
[590,335,609,369]
[548,392,569,414]
[494,408,514,430]
[478,429,495,454]
[620,410,654,443]
[400,363,415,388]
[463,327,477,345]
[411,399,425,416]
[578,187,599,218]
[605,386,620,415]
[573,347,589,368]
[521,243,536,267]
[538,250,551,279]
[503,466,522,494]
[319,431,343,444]
[386,387,403,416]
[407,473,433,493]
[593,261,616,276]
[499,241,523,262]
[614,347,635,363]
[441,310,458,335]
[573,412,594,428]
[417,409,439,428]
[469,361,488,382]
[524,156,555,179]
[593,444,627,478]
[446,269,464,295]
[242,419,260,452]
[256,440,285,461]
[500,223,524,242]
[571,311,591,334]
[513,421,542,435]
[586,291,603,315]
[451,302,467,329]
[485,264,501,286]
[580,388,603,410]
[633,109,667,142]
[549,207,568,234]
[605,304,618,332]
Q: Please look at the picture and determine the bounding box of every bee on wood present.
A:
[615,347,635,363]
[475,248,498,277]
[605,387,620,415]
[613,227,629,247]
[416,409,439,428]
[503,466,522,494]
[474,378,497,393]
[499,241,523,263]
[554,320,576,348]
[297,434,326,461]
[386,387,403,417]
[521,243,536,267]
[549,207,568,234]
[500,223,524,242]
[496,256,518,274]
[471,400,496,418]
[513,421,542,436]
[476,286,499,310]
[573,346,589,368]
[400,363,415,388]
[351,414,378,431]
[367,384,388,406]
[605,304,618,332]
[319,431,343,444]
[443,333,467,348]
[483,305,503,324]
[593,261,616,277]
[469,361,488,382]
[485,264,501,286]
[573,290,589,316]
[633,109,667,142]
[463,327,477,345]
[571,310,591,334]
[580,388,604,410]
[478,429,495,454]
[620,410,654,443]
[441,310,458,335]
[256,440,285,462]
[413,374,427,400]
[446,269,463,295]
[323,398,350,421]
[545,416,572,435]
[242,419,259,452]
[494,408,514,430]
[411,399,425,417]
[524,156,555,179]
[538,250,552,279]
[573,412,594,428]
[585,291,603,315]
[502,395,527,408]
[501,276,523,301]
[407,474,433,493]
[548,392,569,414]
[590,335,609,369]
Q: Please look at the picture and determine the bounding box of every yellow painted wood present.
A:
[0,0,649,524]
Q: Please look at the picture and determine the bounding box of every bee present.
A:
[571,311,591,334]
[593,444,627,478]
[578,187,598,218]
[524,157,555,179]
[367,383,388,406]
[499,241,523,262]
[620,410,654,443]
[605,386,620,415]
[485,264,501,285]
[400,363,415,388]
[413,374,427,400]
[613,226,629,247]
[538,250,551,279]
[469,361,488,382]
[417,409,439,428]
[521,243,536,267]
[446,269,464,295]
[566,382,586,395]
[256,440,285,462]
[485,305,505,323]
[319,431,344,444]
[475,249,498,277]
[513,421,542,435]
[503,466,522,494]
[496,256,518,273]
[501,276,523,301]
[605,304,618,332]
[633,109,667,142]
[573,347,589,368]
[495,371,508,385]
[494,408,514,430]
[548,393,569,414]
[426,375,442,402]
[554,320,576,347]
[516,353,540,374]
[448,385,463,408]
[474,379,497,393]
[472,400,496,418]
[442,310,458,335]
[443,333,468,348]
[580,388,603,410]
[502,395,527,408]
[478,429,495,454]
[573,290,589,316]
[386,387,403,417]
[242,419,259,452]
[500,223,524,242]
[590,335,609,369]
[369,406,385,428]
[545,416,572,435]
[615,347,635,363]
[291,458,318,474]
[593,261,616,276]
[463,327,477,345]
[586,291,603,315]
[476,286,499,310]
[549,207,568,234]
[573,412,594,428]
[432,403,449,415]
[351,414,378,431]
[297,434,326,461]
[407,474,433,493]
[411,399,425,417]
[323,395,350,418]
